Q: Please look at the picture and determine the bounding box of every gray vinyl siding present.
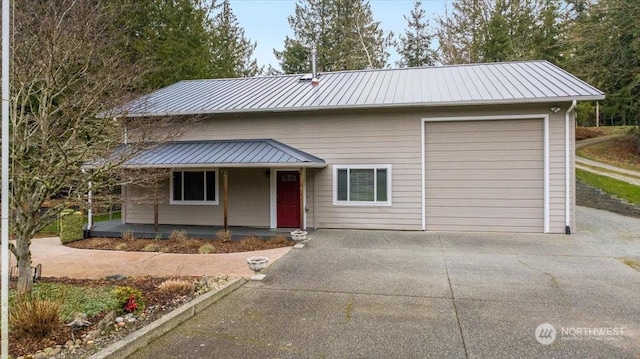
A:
[124,168,270,227]
[124,103,573,233]
[180,111,423,230]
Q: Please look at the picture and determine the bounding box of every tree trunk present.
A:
[15,235,34,293]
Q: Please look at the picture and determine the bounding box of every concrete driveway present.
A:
[130,207,640,358]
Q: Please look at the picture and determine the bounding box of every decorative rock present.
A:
[97,310,116,334]
[105,274,126,281]
[49,347,61,357]
[86,340,95,346]
[117,321,126,327]
[64,340,74,348]
[75,339,82,346]
[33,352,47,359]
[115,316,124,323]
[86,329,100,340]
[42,347,53,354]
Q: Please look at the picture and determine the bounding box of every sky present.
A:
[229,0,451,71]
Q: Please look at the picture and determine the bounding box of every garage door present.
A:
[425,119,544,232]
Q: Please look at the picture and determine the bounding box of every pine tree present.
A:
[210,0,260,78]
[436,0,489,64]
[396,1,436,67]
[274,0,392,73]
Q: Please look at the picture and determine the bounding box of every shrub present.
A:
[114,243,128,251]
[28,282,119,321]
[239,235,264,251]
[216,230,232,242]
[142,243,161,252]
[10,296,61,339]
[158,279,194,296]
[269,234,290,246]
[122,230,135,241]
[59,210,84,244]
[113,286,145,314]
[198,244,216,254]
[169,230,188,241]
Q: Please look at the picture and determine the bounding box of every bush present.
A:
[269,234,290,246]
[31,282,120,321]
[142,243,161,252]
[122,230,135,241]
[239,235,264,251]
[169,230,188,241]
[157,279,194,296]
[216,230,232,242]
[115,243,128,251]
[10,296,61,339]
[113,286,145,314]
[198,244,216,254]
[59,210,84,244]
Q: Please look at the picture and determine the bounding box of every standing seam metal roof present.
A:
[124,139,326,168]
[113,61,605,118]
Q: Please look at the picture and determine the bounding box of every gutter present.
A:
[565,100,577,234]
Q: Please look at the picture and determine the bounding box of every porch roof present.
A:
[122,139,326,168]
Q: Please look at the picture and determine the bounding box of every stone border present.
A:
[89,278,247,359]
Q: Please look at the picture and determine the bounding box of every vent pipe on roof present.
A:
[311,46,318,85]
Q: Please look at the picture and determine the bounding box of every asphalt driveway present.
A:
[129,206,640,358]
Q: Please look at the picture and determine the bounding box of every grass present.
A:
[577,134,640,172]
[10,282,119,321]
[576,169,640,206]
[576,125,635,140]
[39,211,122,236]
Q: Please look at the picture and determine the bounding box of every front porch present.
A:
[89,220,314,240]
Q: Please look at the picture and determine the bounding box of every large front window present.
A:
[171,170,218,205]
[333,165,391,205]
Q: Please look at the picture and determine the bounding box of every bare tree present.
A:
[5,0,184,292]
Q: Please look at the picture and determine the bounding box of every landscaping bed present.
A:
[65,233,292,254]
[9,274,231,358]
[577,134,640,172]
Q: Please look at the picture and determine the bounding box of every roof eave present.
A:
[118,95,607,118]
[121,162,327,169]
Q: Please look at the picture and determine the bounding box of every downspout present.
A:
[565,100,577,235]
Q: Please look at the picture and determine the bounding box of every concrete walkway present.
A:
[127,206,640,359]
[576,135,640,186]
[16,237,291,279]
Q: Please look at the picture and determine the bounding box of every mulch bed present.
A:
[66,235,292,254]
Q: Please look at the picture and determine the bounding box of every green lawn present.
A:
[38,211,121,236]
[577,169,640,205]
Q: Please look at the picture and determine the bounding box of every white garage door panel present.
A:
[425,119,544,232]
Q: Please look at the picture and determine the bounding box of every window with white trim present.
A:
[333,165,391,205]
[170,170,219,205]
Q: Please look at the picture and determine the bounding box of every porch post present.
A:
[223,168,228,231]
[299,168,305,230]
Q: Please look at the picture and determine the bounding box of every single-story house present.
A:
[105,60,604,234]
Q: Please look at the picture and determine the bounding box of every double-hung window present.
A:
[171,170,218,205]
[333,165,391,205]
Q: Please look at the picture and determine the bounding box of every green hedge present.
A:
[59,209,84,244]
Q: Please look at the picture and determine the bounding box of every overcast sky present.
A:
[229,0,451,71]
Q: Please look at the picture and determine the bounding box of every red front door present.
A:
[277,171,301,228]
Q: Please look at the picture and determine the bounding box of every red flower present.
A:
[124,295,138,313]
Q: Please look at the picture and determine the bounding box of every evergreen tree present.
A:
[275,0,391,73]
[567,0,640,129]
[210,0,260,78]
[396,1,436,67]
[436,0,489,64]
[481,0,513,62]
[120,0,219,90]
